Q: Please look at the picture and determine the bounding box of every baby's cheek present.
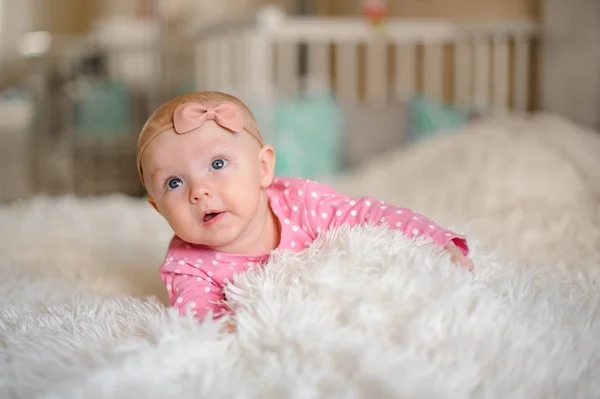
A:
[228,165,260,190]
[216,165,248,188]
[166,207,196,236]
[162,197,183,219]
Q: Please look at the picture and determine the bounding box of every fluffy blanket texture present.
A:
[1,113,600,398]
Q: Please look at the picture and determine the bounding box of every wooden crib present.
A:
[188,6,539,170]
[190,6,538,112]
[0,7,539,202]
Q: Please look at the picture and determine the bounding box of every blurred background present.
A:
[0,0,597,203]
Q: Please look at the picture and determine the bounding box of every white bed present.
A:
[2,112,600,398]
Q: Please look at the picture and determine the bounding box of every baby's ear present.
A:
[147,196,161,214]
[258,144,276,188]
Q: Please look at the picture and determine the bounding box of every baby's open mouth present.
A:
[203,212,221,222]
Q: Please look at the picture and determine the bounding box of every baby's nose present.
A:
[190,183,211,202]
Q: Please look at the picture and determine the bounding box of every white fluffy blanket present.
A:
[1,113,600,398]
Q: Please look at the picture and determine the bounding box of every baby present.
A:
[137,91,473,327]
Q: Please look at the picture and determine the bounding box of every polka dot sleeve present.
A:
[160,257,231,321]
[303,180,469,255]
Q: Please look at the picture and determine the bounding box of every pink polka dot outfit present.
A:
[160,177,469,321]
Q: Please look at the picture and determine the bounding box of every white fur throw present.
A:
[1,113,600,398]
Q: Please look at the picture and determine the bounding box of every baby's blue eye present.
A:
[210,158,228,171]
[166,178,183,190]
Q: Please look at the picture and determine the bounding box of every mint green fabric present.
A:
[174,83,195,98]
[407,94,470,142]
[73,79,132,139]
[271,94,342,179]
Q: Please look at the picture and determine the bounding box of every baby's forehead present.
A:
[159,121,255,152]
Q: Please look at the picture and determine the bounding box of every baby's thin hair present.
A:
[139,91,262,146]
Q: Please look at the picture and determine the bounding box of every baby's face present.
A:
[141,120,274,251]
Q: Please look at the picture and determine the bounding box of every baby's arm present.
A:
[303,180,469,256]
[160,259,231,321]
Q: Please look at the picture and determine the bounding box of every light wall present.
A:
[539,0,600,130]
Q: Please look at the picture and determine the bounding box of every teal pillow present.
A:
[271,93,342,179]
[73,79,132,140]
[407,94,471,142]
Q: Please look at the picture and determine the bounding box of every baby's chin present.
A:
[175,230,235,250]
[175,231,207,245]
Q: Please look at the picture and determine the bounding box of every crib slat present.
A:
[193,42,203,90]
[242,31,255,96]
[335,42,358,105]
[423,42,443,101]
[513,35,530,112]
[246,31,274,100]
[394,43,416,101]
[233,33,245,90]
[218,37,232,91]
[211,40,221,90]
[453,39,472,107]
[149,49,162,108]
[207,40,220,91]
[473,36,491,112]
[199,41,213,91]
[308,42,330,89]
[365,39,388,105]
[108,54,120,80]
[276,41,298,97]
[492,35,510,114]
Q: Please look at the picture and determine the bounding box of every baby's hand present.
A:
[444,241,474,271]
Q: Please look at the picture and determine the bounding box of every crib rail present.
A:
[191,7,538,114]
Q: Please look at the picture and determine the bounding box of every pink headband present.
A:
[136,101,263,185]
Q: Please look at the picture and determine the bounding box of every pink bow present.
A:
[173,102,244,134]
